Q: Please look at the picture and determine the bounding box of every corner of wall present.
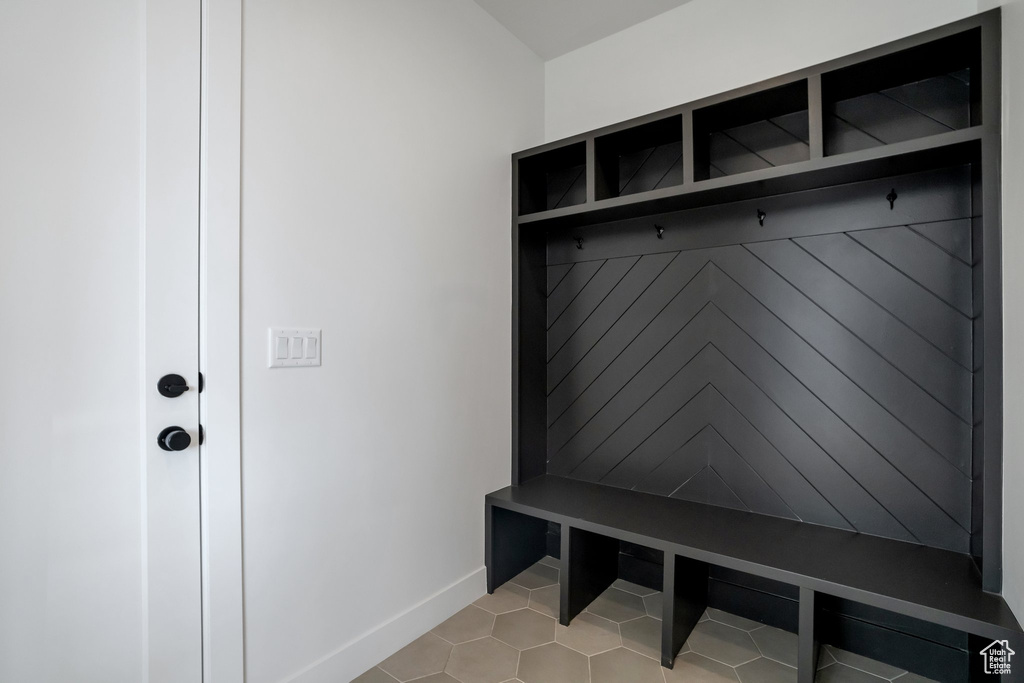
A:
[998,0,1024,624]
[281,568,486,683]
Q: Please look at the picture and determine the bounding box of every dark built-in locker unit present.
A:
[488,11,1024,683]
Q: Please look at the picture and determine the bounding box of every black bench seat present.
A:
[485,474,1023,681]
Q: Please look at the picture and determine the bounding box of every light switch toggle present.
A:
[269,328,321,368]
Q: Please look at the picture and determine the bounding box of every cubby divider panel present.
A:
[560,527,619,626]
[798,588,819,683]
[693,80,810,180]
[518,142,587,215]
[595,115,683,200]
[662,553,709,668]
[823,29,980,156]
[485,505,553,593]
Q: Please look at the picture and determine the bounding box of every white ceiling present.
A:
[473,0,695,60]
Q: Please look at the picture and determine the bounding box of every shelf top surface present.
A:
[487,475,1022,639]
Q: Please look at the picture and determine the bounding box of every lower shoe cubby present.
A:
[485,503,1019,681]
[803,590,997,683]
[485,506,559,593]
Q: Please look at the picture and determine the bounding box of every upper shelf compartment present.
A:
[595,115,683,200]
[822,29,980,156]
[693,80,809,181]
[518,142,587,216]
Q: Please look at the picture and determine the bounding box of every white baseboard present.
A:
[280,566,487,683]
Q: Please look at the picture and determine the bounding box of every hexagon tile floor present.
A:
[353,557,938,683]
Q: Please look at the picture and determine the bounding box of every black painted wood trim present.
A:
[978,12,1002,593]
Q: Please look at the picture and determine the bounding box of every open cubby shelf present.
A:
[515,20,986,220]
[595,115,683,199]
[517,141,587,215]
[694,80,810,180]
[822,29,981,156]
[499,11,1015,683]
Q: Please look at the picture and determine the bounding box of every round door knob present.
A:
[157,426,192,452]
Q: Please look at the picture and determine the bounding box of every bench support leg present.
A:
[798,587,820,683]
[560,526,617,626]
[486,504,547,593]
[662,553,709,668]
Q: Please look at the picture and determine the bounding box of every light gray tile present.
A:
[736,656,797,683]
[445,637,519,683]
[699,611,710,623]
[891,674,938,683]
[411,674,460,683]
[612,579,659,596]
[750,625,798,667]
[685,620,761,667]
[643,592,662,619]
[664,651,739,682]
[818,647,837,670]
[556,611,621,655]
[433,606,496,645]
[586,587,647,622]
[474,584,530,615]
[817,663,889,683]
[351,666,398,683]
[379,633,452,682]
[509,563,559,590]
[620,616,661,660]
[591,647,664,683]
[492,609,555,651]
[707,608,764,632]
[537,556,561,569]
[517,642,589,683]
[824,646,905,679]
[528,585,559,619]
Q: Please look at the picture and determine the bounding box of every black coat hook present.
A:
[757,209,766,227]
[886,188,898,210]
[575,237,584,250]
[655,224,665,240]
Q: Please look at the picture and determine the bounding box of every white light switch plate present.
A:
[269,328,321,368]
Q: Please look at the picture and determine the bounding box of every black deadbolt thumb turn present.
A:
[158,426,192,452]
[157,374,190,398]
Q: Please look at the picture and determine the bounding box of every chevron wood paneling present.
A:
[707,110,810,179]
[544,216,974,553]
[615,142,684,196]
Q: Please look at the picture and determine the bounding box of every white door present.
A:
[0,1,204,682]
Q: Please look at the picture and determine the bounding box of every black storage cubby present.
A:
[594,115,683,200]
[517,142,586,215]
[499,12,1017,683]
[693,80,809,180]
[823,29,980,156]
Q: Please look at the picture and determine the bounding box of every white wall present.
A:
[544,0,978,141]
[239,2,543,681]
[992,0,1024,622]
[0,2,145,681]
